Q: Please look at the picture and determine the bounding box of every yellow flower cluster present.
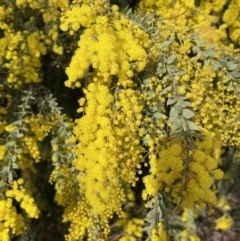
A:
[0,5,13,32]
[4,124,16,133]
[45,24,63,55]
[0,0,74,86]
[47,115,76,208]
[143,131,223,208]
[215,213,233,231]
[62,198,107,241]
[65,74,150,238]
[23,136,41,162]
[57,0,240,239]
[117,213,144,241]
[151,222,169,241]
[28,114,53,141]
[62,5,149,88]
[2,28,47,86]
[180,209,200,241]
[60,0,110,34]
[15,0,43,9]
[4,0,72,84]
[42,0,69,24]
[0,145,6,160]
[68,81,125,237]
[0,198,25,241]
[139,0,228,45]
[143,141,183,197]
[6,179,39,218]
[222,0,240,43]
[60,3,95,32]
[159,37,240,147]
[50,164,76,207]
[113,88,146,186]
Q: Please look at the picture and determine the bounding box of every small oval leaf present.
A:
[183,109,195,119]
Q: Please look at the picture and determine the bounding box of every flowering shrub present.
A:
[0,0,240,240]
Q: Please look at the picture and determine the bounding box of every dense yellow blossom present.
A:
[0,198,25,240]
[67,81,125,238]
[117,213,144,240]
[23,136,41,162]
[62,199,94,241]
[42,0,69,23]
[143,131,223,208]
[60,2,235,240]
[28,114,54,141]
[2,27,47,85]
[62,6,149,88]
[60,3,95,31]
[6,179,39,218]
[138,0,229,44]
[0,0,239,240]
[151,222,169,241]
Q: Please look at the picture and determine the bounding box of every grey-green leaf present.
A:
[196,51,202,60]
[167,54,176,64]
[143,78,150,87]
[143,136,150,145]
[169,106,178,121]
[12,163,19,169]
[187,120,199,131]
[167,96,177,105]
[212,61,221,72]
[0,168,8,177]
[8,172,13,183]
[173,70,186,76]
[204,58,211,66]
[144,208,158,222]
[182,109,195,119]
[167,65,178,73]
[153,112,163,120]
[172,119,182,132]
[147,90,154,97]
[17,133,24,138]
[160,86,172,95]
[162,40,173,47]
[178,99,192,108]
[227,62,238,71]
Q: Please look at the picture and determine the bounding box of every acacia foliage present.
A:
[0,0,240,240]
